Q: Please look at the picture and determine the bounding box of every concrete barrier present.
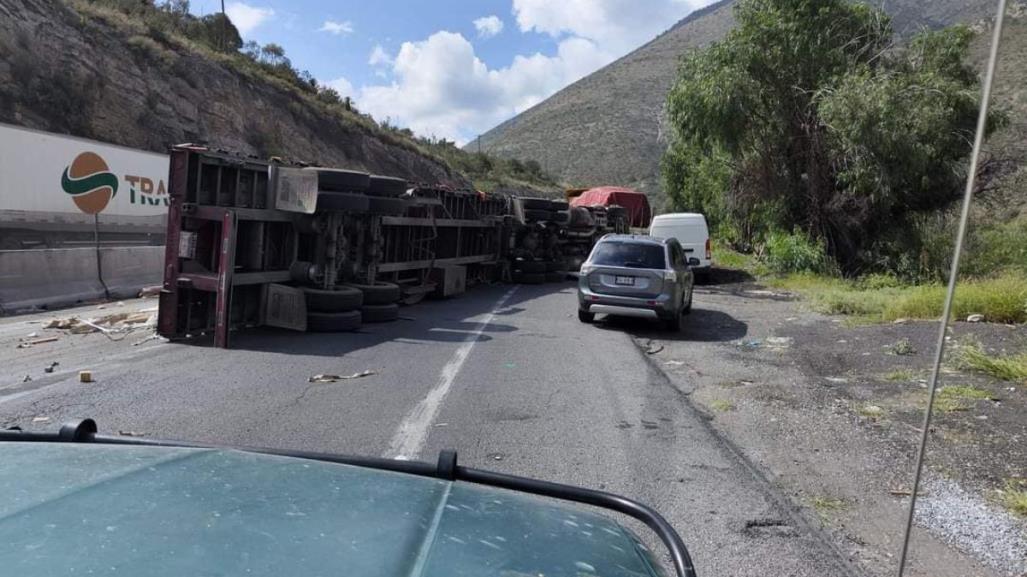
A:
[0,248,107,314]
[98,246,163,300]
[0,246,164,314]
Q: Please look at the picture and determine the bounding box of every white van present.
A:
[648,213,711,282]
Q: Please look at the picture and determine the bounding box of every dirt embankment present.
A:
[0,0,464,186]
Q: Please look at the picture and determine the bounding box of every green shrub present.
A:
[765,230,830,274]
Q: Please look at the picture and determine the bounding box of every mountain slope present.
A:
[0,0,462,185]
[476,0,1013,210]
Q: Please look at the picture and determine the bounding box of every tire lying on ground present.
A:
[317,191,370,212]
[512,272,545,284]
[520,197,552,210]
[545,271,566,283]
[513,259,547,274]
[360,303,400,323]
[303,286,363,312]
[307,168,370,192]
[366,197,409,215]
[524,209,555,222]
[367,175,408,198]
[307,310,362,332]
[346,281,401,305]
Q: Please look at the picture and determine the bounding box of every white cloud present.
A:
[319,19,354,35]
[358,31,608,144]
[513,0,701,54]
[225,2,274,37]
[326,76,354,97]
[368,44,393,67]
[473,15,504,38]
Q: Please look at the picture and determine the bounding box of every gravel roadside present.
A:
[610,274,1026,577]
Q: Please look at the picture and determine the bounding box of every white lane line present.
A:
[385,285,518,460]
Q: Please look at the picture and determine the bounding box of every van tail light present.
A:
[705,238,712,261]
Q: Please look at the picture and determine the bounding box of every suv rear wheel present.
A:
[578,309,595,323]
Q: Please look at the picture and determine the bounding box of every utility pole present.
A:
[476,135,481,154]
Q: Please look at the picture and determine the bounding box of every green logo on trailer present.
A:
[61,152,119,214]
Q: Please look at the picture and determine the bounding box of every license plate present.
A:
[614,276,634,286]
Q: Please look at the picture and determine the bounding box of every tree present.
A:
[260,43,286,66]
[663,0,994,272]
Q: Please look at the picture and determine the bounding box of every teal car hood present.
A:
[0,443,663,577]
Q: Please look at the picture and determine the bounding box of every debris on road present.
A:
[22,375,31,382]
[43,311,158,339]
[966,314,985,323]
[765,336,792,349]
[16,335,60,348]
[117,430,146,437]
[736,339,762,350]
[663,360,686,367]
[138,285,161,298]
[644,341,664,355]
[31,416,50,423]
[44,362,59,373]
[79,370,93,383]
[308,370,376,383]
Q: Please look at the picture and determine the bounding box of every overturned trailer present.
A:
[156,146,513,347]
[156,147,629,348]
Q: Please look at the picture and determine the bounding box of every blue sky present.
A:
[190,0,712,144]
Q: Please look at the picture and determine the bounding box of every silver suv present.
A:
[577,234,697,331]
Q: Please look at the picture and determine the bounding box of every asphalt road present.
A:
[0,282,856,577]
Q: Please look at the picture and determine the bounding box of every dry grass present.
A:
[709,399,736,412]
[953,342,1027,382]
[769,273,1027,324]
[999,479,1027,517]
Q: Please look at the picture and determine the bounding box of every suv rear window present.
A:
[590,241,666,269]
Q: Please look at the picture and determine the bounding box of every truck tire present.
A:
[307,310,362,332]
[550,200,570,211]
[347,281,401,305]
[513,259,546,274]
[368,175,408,197]
[308,168,370,192]
[520,198,551,210]
[568,207,594,228]
[552,210,570,225]
[524,209,554,222]
[303,286,363,312]
[366,197,409,215]
[290,260,315,284]
[317,191,370,213]
[513,272,545,284]
[361,303,399,323]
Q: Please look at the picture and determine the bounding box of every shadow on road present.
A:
[595,308,748,342]
[180,281,570,356]
[705,266,756,285]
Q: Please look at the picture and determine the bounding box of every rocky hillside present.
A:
[475,0,1020,210]
[0,0,463,186]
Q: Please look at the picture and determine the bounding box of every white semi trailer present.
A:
[0,123,169,249]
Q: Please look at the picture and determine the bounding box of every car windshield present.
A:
[591,242,666,269]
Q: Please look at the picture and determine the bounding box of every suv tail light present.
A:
[705,238,712,260]
[663,270,677,282]
[579,264,595,276]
